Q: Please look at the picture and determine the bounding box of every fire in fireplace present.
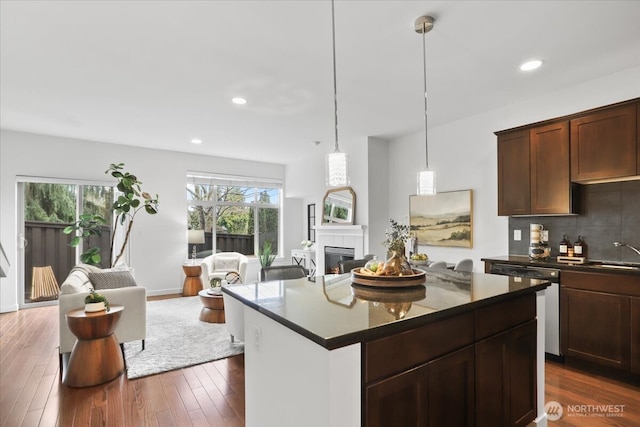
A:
[324,246,355,274]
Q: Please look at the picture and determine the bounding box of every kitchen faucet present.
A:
[613,241,640,257]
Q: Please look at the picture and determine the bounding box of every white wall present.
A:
[286,65,640,272]
[0,130,285,312]
[387,66,640,270]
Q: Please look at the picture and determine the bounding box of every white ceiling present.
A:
[2,1,640,164]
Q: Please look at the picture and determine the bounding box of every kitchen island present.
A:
[223,269,550,427]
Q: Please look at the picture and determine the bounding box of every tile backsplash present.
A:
[509,180,640,263]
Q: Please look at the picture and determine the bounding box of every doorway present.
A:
[18,179,113,307]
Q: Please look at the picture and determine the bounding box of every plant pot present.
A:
[207,287,222,295]
[85,302,106,312]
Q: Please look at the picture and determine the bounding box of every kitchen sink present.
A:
[587,262,640,271]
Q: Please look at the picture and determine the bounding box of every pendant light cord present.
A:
[331,0,339,152]
[422,23,429,169]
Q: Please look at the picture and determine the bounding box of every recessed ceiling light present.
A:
[232,97,247,105]
[191,139,202,144]
[520,59,543,71]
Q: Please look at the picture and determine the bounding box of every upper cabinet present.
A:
[496,98,639,216]
[497,129,530,216]
[497,121,572,216]
[570,103,638,182]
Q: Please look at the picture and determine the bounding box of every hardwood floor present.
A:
[2,301,639,426]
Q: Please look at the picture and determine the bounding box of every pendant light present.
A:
[415,15,436,195]
[325,0,350,187]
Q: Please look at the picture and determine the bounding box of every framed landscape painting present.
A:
[410,190,473,248]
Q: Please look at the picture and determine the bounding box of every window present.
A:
[186,174,282,258]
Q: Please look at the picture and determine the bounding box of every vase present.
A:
[382,250,413,276]
[85,302,105,312]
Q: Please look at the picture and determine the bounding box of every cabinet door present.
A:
[426,345,475,427]
[570,103,638,182]
[366,364,428,427]
[632,297,640,375]
[366,345,475,427]
[476,320,536,427]
[498,129,530,215]
[530,121,571,214]
[561,287,630,370]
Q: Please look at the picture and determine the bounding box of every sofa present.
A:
[58,264,147,374]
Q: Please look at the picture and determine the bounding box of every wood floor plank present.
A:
[5,298,640,427]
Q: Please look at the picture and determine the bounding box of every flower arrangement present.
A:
[382,219,410,253]
[301,240,313,249]
[84,288,110,312]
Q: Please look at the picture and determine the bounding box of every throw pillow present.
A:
[215,258,238,271]
[88,271,137,290]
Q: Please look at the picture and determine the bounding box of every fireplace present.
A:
[324,246,355,274]
[314,224,364,276]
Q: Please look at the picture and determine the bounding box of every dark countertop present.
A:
[222,270,549,350]
[482,255,640,276]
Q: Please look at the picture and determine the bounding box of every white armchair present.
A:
[200,252,249,285]
[58,264,146,376]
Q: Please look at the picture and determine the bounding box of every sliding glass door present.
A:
[18,179,113,307]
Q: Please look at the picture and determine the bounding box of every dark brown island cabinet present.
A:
[366,294,537,427]
[561,270,640,375]
[223,272,549,427]
[496,98,639,216]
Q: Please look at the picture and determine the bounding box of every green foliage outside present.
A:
[187,184,279,255]
[24,183,76,223]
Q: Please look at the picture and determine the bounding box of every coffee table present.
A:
[64,305,124,387]
[198,289,225,323]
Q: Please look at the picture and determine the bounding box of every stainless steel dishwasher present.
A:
[489,263,561,357]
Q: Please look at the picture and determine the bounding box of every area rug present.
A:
[123,296,244,379]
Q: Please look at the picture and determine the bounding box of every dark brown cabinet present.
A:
[476,320,537,427]
[561,287,630,370]
[561,270,640,374]
[366,346,475,427]
[364,293,537,426]
[570,103,638,182]
[632,297,640,375]
[498,129,530,215]
[497,121,571,216]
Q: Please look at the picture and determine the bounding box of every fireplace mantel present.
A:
[314,225,365,275]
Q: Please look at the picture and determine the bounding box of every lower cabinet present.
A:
[631,297,640,375]
[366,346,474,427]
[561,270,640,376]
[561,287,630,369]
[364,293,537,427]
[476,320,537,427]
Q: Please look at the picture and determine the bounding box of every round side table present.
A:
[183,264,203,296]
[198,289,225,323]
[64,305,124,387]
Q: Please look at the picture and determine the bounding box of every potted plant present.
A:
[259,241,276,267]
[63,213,107,266]
[84,288,110,312]
[63,163,159,269]
[301,240,314,251]
[380,219,413,276]
[107,163,159,267]
[209,277,223,295]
